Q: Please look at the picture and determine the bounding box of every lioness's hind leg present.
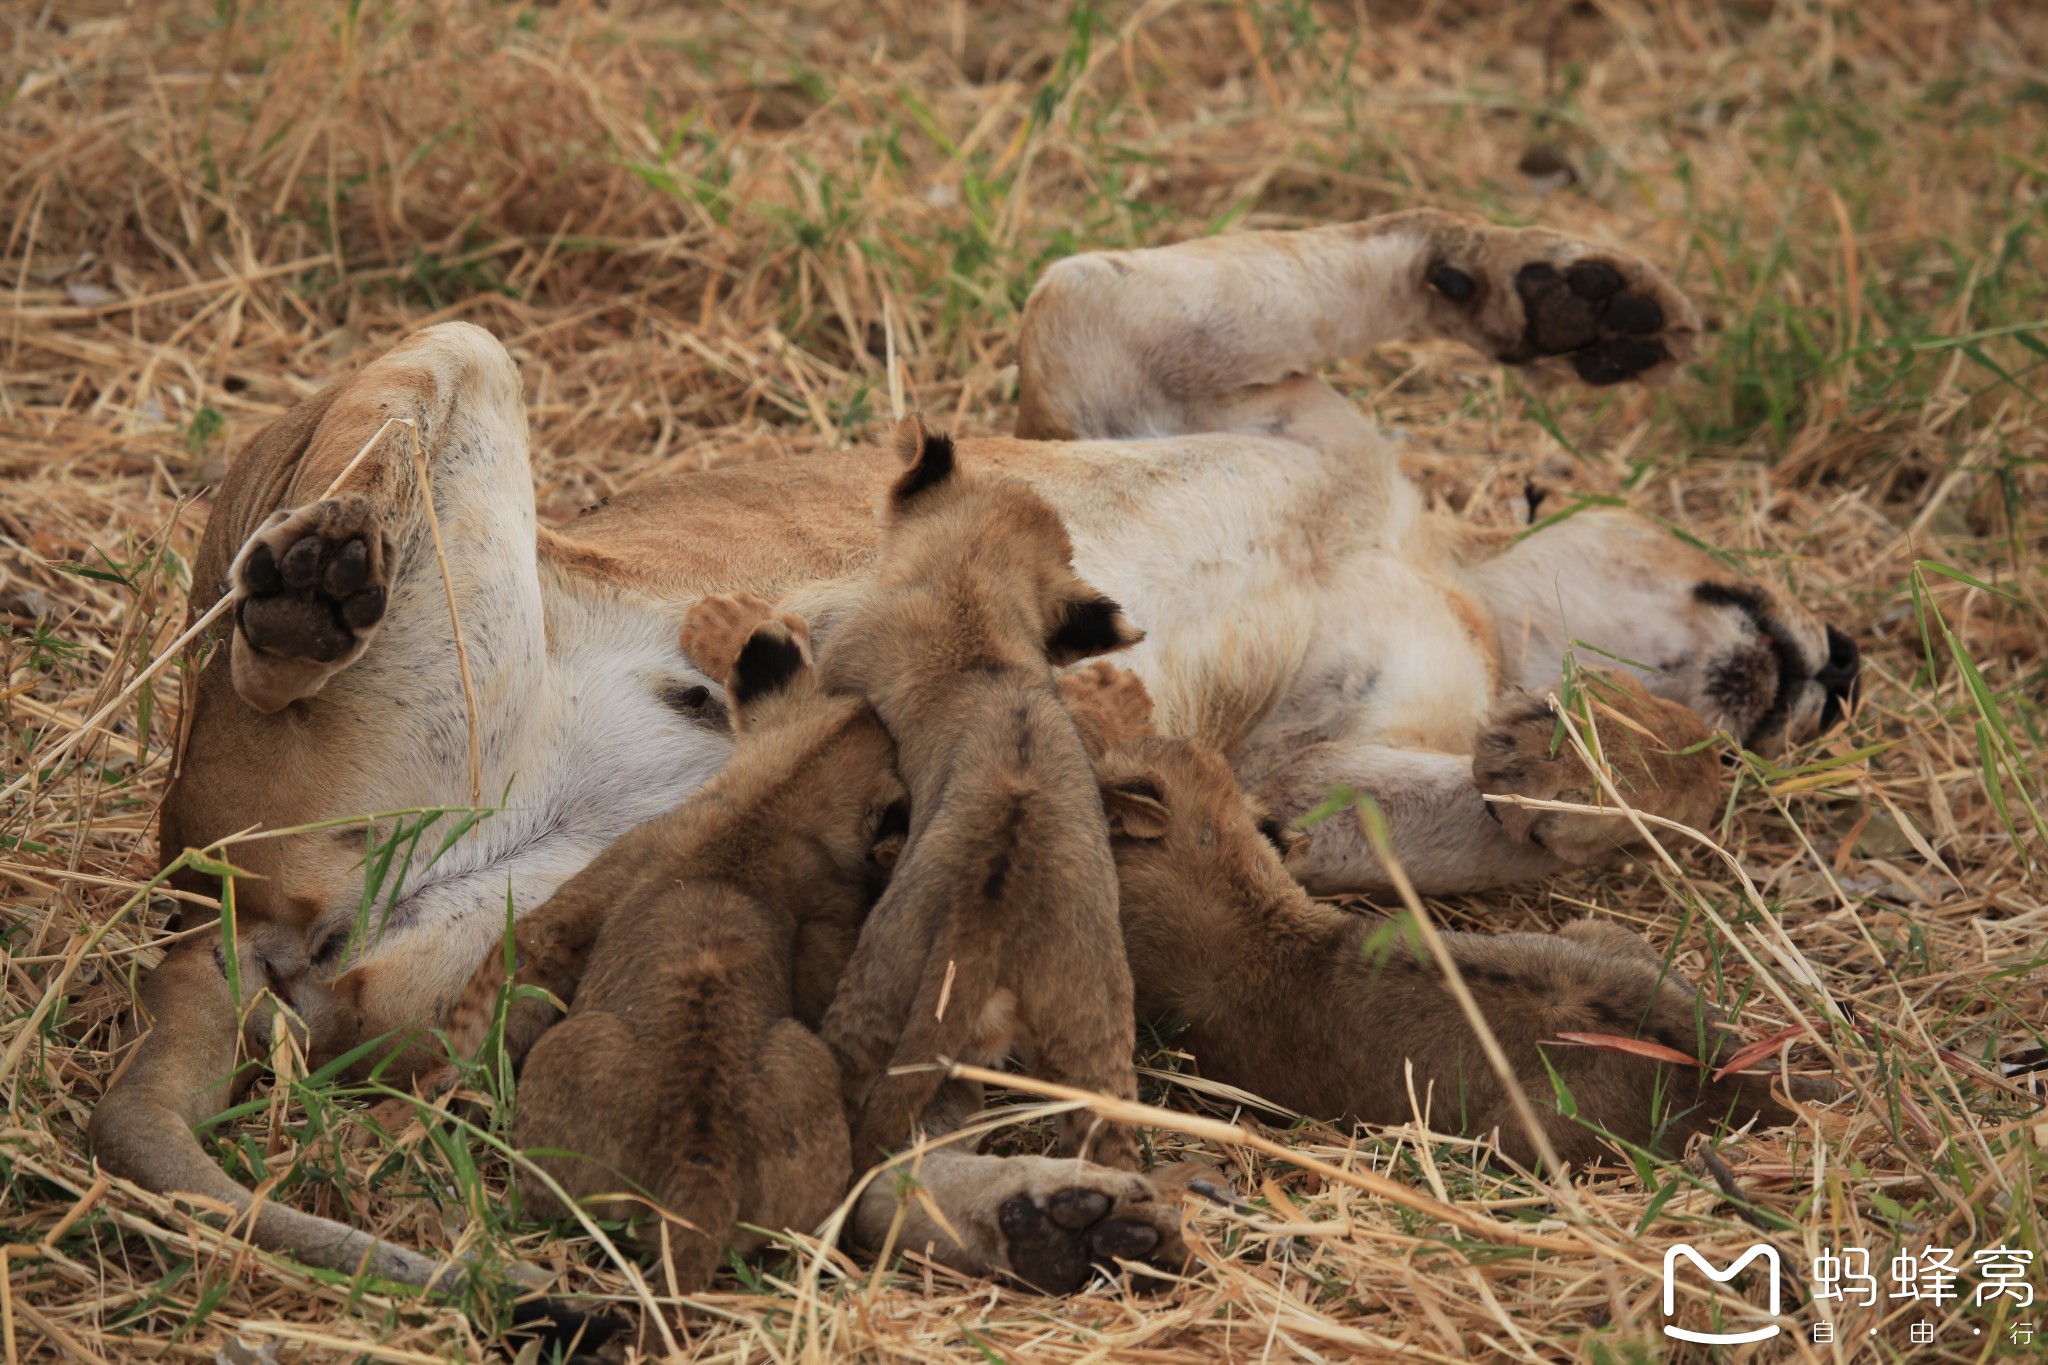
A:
[202,320,534,713]
[1017,208,1697,444]
[1410,214,1699,383]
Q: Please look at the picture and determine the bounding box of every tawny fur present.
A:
[93,207,1858,1289]
[1092,709,1811,1168]
[430,596,902,1289]
[817,419,1145,1169]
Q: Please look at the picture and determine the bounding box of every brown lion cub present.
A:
[431,593,906,1289]
[819,417,1146,1169]
[1080,671,1812,1168]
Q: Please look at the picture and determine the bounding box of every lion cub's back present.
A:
[904,680,1115,915]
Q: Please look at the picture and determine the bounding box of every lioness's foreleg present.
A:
[88,937,468,1287]
[1250,670,1721,895]
[100,323,553,1287]
[1016,208,1698,443]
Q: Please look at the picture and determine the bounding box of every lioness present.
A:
[93,208,1858,1286]
[818,418,1144,1170]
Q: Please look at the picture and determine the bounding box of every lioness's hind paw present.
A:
[228,496,390,711]
[1421,221,1699,385]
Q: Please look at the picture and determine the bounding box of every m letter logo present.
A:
[1662,1243,1784,1344]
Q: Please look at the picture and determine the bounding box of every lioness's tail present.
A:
[90,936,480,1290]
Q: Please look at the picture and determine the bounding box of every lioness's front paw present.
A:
[229,496,391,712]
[997,1174,1183,1294]
[1417,216,1699,385]
[1473,672,1719,863]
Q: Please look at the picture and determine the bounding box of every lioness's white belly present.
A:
[330,589,730,1000]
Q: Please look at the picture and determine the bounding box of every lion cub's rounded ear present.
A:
[1048,593,1143,667]
[726,618,816,728]
[887,413,956,509]
[1101,773,1170,840]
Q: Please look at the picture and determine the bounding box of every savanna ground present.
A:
[4,0,2046,1360]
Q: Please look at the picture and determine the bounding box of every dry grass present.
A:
[4,0,2046,1359]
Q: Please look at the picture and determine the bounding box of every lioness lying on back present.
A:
[95,207,1863,1293]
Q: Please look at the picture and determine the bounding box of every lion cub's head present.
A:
[1057,662,1302,913]
[680,594,908,888]
[825,417,1143,705]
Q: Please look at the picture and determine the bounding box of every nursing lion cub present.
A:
[431,594,904,1289]
[1079,668,1811,1167]
[819,418,1146,1170]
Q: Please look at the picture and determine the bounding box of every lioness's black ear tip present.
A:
[1048,594,1142,665]
[889,414,956,506]
[730,626,808,708]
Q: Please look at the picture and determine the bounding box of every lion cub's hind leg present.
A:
[736,1019,857,1253]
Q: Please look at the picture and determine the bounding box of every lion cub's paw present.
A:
[1057,661,1156,758]
[680,593,808,680]
[1473,675,1719,864]
[993,1163,1189,1295]
[865,1151,1192,1295]
[228,496,391,712]
[1421,219,1699,385]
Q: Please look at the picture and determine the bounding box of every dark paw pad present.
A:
[506,1299,629,1363]
[1425,261,1477,302]
[1496,257,1675,384]
[241,593,356,662]
[1515,263,1601,353]
[239,532,386,664]
[1565,260,1623,300]
[1000,1193,1094,1294]
[1046,1188,1110,1231]
[999,1187,1173,1295]
[1603,294,1664,335]
[1571,338,1669,385]
[1088,1220,1160,1260]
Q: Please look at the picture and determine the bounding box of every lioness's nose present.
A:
[1816,625,1860,729]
